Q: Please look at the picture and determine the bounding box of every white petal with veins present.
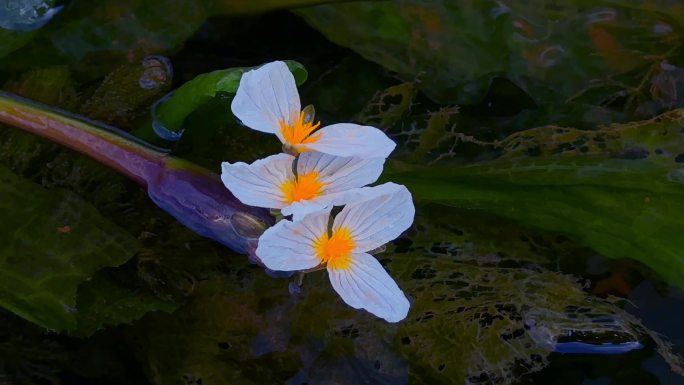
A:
[300,123,396,158]
[231,61,301,136]
[297,151,385,194]
[333,183,414,253]
[328,252,410,322]
[220,153,294,209]
[256,208,331,271]
[280,152,385,219]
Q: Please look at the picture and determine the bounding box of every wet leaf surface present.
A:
[0,4,683,384]
[297,0,684,124]
[0,165,139,331]
[387,109,684,289]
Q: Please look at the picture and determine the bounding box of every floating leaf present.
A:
[211,0,360,15]
[384,209,684,383]
[297,0,684,115]
[387,108,684,288]
[0,165,139,330]
[135,60,307,142]
[0,0,211,79]
[122,203,683,385]
[75,269,177,337]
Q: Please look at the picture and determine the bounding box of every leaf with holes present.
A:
[387,108,684,288]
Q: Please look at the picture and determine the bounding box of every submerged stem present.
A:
[0,91,274,255]
[0,91,167,186]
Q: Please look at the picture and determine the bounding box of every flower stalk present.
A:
[0,91,273,256]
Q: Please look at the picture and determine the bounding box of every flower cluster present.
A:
[221,61,414,322]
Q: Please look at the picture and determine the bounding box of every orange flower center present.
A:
[280,171,324,204]
[314,227,355,270]
[279,111,321,145]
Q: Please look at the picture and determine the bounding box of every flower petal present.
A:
[281,200,328,222]
[297,151,385,194]
[221,153,294,209]
[333,183,414,253]
[256,208,330,271]
[328,252,410,322]
[231,61,301,136]
[280,152,386,219]
[300,123,396,158]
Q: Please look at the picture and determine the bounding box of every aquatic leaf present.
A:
[0,0,211,79]
[75,269,177,337]
[123,203,683,385]
[387,109,684,288]
[127,266,303,385]
[212,0,361,15]
[0,165,139,330]
[384,209,683,383]
[297,0,684,113]
[135,60,307,142]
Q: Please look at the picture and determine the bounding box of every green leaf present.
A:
[134,60,307,142]
[124,203,684,384]
[0,164,139,331]
[211,0,362,15]
[386,109,684,288]
[296,0,683,111]
[75,269,177,337]
[1,0,211,78]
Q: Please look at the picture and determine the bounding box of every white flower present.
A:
[221,151,385,220]
[256,183,414,322]
[231,61,396,158]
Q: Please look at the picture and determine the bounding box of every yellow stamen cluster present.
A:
[279,111,321,145]
[314,227,355,270]
[280,171,324,204]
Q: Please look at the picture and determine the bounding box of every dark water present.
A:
[1,2,684,384]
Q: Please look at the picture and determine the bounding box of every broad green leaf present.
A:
[211,0,362,15]
[0,0,211,78]
[124,203,683,385]
[297,0,684,113]
[134,60,307,142]
[0,165,139,331]
[386,109,684,288]
[75,270,177,337]
[384,209,683,383]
